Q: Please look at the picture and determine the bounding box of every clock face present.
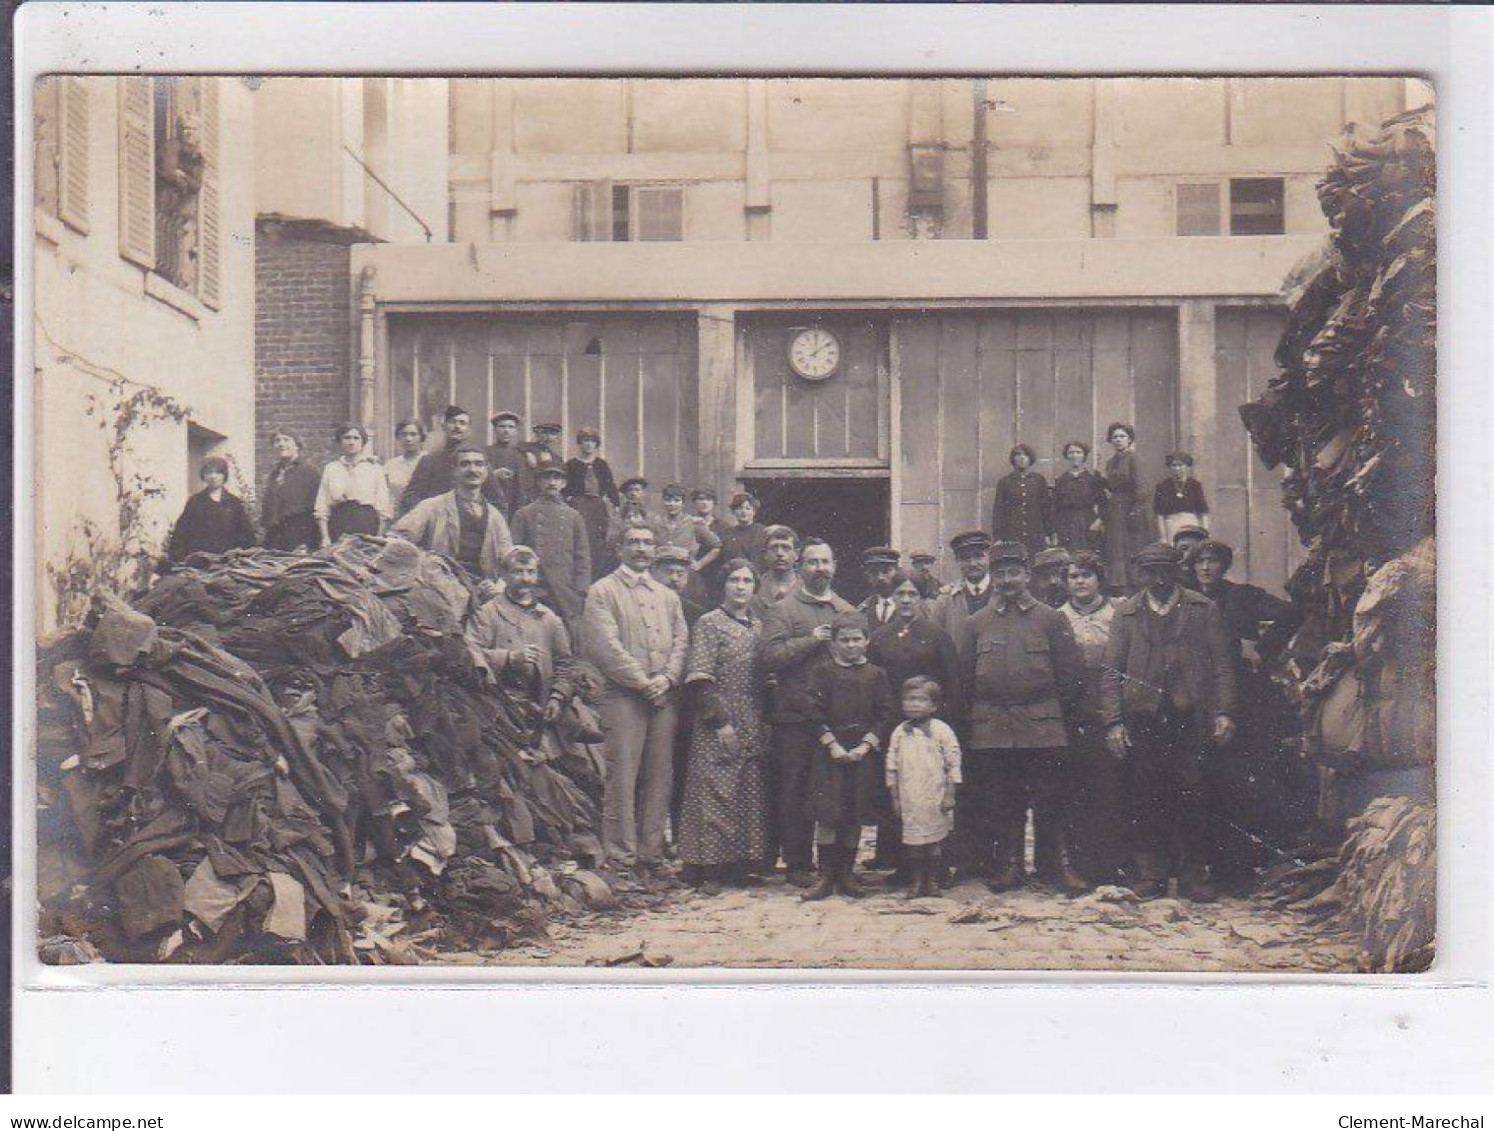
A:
[788,327,842,381]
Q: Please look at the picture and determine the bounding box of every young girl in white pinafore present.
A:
[885,676,963,899]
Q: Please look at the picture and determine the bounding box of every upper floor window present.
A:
[34,76,90,233]
[117,76,223,308]
[574,182,684,242]
[1175,177,1286,237]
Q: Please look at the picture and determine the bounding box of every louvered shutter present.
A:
[572,181,612,241]
[58,77,91,233]
[196,77,222,308]
[117,76,156,268]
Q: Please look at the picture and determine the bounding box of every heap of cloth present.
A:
[36,537,613,964]
[1238,106,1435,970]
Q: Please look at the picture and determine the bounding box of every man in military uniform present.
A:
[961,541,1089,894]
[1101,542,1237,902]
[510,464,591,625]
[856,546,903,631]
[518,421,564,504]
[1031,546,1074,609]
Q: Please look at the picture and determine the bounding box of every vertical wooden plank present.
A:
[415,328,451,434]
[751,323,787,461]
[641,350,680,483]
[529,354,565,433]
[388,320,416,428]
[938,315,980,538]
[452,322,489,428]
[1016,311,1057,474]
[1211,308,1252,566]
[895,318,941,505]
[1091,312,1134,481]
[1053,312,1094,471]
[977,314,1018,526]
[604,320,642,478]
[1132,312,1178,456]
[1246,308,1292,590]
[845,319,881,459]
[677,320,701,487]
[783,322,816,459]
[565,321,604,450]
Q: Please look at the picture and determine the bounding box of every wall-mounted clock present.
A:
[787,326,842,382]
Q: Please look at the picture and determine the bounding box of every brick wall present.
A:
[254,218,362,479]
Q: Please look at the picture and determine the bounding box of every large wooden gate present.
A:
[893,308,1178,564]
[384,314,698,485]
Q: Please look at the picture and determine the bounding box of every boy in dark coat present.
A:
[800,612,898,901]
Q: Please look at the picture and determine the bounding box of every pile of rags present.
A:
[36,538,613,965]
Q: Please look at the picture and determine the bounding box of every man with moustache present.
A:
[758,538,856,886]
[391,445,513,582]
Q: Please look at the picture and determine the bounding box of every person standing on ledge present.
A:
[399,405,473,517]
[484,410,529,519]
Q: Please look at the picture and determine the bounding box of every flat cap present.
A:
[1133,541,1183,569]
[490,410,520,426]
[989,541,1030,566]
[1170,524,1209,545]
[534,464,568,481]
[620,476,649,492]
[949,530,993,555]
[654,545,692,566]
[909,551,938,565]
[861,545,901,567]
[1032,547,1074,571]
[533,422,563,435]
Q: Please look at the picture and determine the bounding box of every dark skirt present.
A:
[569,494,613,581]
[1053,507,1098,555]
[328,501,381,542]
[810,745,880,830]
[265,513,320,553]
[1065,720,1130,884]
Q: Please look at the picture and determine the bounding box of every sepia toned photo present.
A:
[29,75,1436,973]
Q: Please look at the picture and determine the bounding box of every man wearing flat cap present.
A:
[511,463,591,625]
[857,546,904,632]
[399,404,475,517]
[909,551,944,601]
[960,541,1089,894]
[1100,541,1237,902]
[1031,547,1073,610]
[518,421,564,504]
[485,410,528,519]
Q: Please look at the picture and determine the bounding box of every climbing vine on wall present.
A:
[46,377,193,628]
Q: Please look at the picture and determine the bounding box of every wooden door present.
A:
[893,308,1178,564]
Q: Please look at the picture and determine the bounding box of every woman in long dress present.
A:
[678,558,773,894]
[261,430,321,552]
[1100,422,1152,593]
[562,426,620,581]
[1051,440,1107,555]
[167,456,257,563]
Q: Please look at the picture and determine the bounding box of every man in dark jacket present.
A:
[758,538,856,886]
[1101,541,1237,901]
[484,410,528,518]
[927,530,996,657]
[399,405,473,516]
[856,546,903,632]
[960,542,1088,893]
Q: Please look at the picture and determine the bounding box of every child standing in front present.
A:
[886,677,963,899]
[802,612,898,902]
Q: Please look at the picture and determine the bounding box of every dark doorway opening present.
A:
[744,476,890,605]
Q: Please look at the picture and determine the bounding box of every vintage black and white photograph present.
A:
[29,75,1436,973]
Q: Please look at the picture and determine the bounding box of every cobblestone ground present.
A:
[472,873,1364,973]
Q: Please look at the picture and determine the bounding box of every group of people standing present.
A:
[992,423,1211,592]
[164,407,1296,907]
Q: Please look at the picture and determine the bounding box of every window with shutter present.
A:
[1175,182,1222,237]
[197,77,222,309]
[118,76,156,268]
[1229,177,1286,236]
[633,186,684,241]
[33,78,61,219]
[573,181,613,241]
